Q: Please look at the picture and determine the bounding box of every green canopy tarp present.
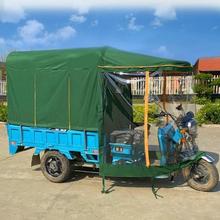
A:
[6,47,191,130]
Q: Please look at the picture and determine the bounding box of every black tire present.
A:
[183,159,219,192]
[41,151,71,183]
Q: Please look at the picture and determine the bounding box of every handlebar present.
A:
[154,111,179,126]
[152,99,187,128]
[154,111,176,119]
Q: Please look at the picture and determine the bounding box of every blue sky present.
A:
[1,1,220,64]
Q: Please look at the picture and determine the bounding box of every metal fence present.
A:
[0,80,6,96]
[131,76,194,96]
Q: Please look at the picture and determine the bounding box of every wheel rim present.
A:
[191,163,210,184]
[45,156,63,177]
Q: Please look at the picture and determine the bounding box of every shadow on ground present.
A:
[31,153,220,195]
[66,168,194,194]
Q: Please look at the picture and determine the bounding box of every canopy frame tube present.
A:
[144,71,150,167]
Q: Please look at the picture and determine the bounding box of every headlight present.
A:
[115,146,123,152]
[187,119,197,136]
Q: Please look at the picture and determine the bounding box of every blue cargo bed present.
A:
[7,124,99,164]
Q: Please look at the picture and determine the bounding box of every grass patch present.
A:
[133,103,159,123]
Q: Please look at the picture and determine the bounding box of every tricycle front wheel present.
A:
[183,159,219,192]
[41,151,71,183]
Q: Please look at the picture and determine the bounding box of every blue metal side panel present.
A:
[34,130,45,144]
[157,124,182,166]
[7,125,22,154]
[172,129,182,143]
[7,124,99,164]
[58,133,68,145]
[158,128,167,166]
[110,143,133,164]
[69,130,85,151]
[86,132,99,154]
[9,126,20,142]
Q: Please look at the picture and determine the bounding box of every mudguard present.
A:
[201,154,215,163]
[31,154,41,166]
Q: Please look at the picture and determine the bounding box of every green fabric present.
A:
[100,152,205,178]
[7,48,103,130]
[7,67,35,125]
[36,70,69,128]
[98,47,191,72]
[6,47,191,130]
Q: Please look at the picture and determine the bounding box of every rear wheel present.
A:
[41,151,71,183]
[183,159,219,192]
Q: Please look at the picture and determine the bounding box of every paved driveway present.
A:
[0,124,219,220]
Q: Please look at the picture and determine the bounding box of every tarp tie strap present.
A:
[101,175,106,193]
[151,178,163,199]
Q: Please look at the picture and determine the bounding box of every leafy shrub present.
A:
[193,74,220,124]
[211,78,220,87]
[196,102,220,125]
[193,84,213,98]
[194,73,213,80]
[193,73,213,99]
[193,96,211,105]
[0,104,7,122]
[133,103,159,123]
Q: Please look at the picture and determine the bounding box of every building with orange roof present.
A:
[194,57,220,74]
[194,57,220,95]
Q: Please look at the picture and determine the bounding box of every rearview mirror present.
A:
[176,104,183,111]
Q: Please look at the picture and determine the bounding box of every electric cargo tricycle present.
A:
[6,47,219,193]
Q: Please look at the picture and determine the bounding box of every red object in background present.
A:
[195,57,220,72]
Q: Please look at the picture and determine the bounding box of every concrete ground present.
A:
[0,124,220,220]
